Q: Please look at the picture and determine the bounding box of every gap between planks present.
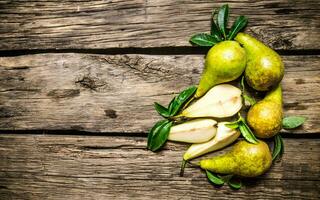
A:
[0,48,320,57]
[0,130,319,139]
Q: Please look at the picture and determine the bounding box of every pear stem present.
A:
[180,160,187,177]
[180,159,201,177]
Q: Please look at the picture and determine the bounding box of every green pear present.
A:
[195,41,246,98]
[247,85,283,138]
[200,140,272,177]
[168,119,217,143]
[183,122,240,161]
[181,84,242,118]
[235,33,284,91]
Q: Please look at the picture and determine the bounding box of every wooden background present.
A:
[0,0,319,199]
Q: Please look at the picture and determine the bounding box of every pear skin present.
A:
[195,41,246,98]
[235,33,284,91]
[247,85,283,138]
[200,140,272,177]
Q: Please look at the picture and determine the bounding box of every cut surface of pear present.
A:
[183,122,240,160]
[182,84,242,118]
[168,119,217,143]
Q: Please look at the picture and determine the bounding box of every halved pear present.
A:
[168,119,217,143]
[183,122,240,160]
[181,84,242,118]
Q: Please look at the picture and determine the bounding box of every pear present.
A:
[247,85,283,138]
[200,140,272,177]
[183,122,240,160]
[195,41,247,98]
[235,33,284,91]
[181,84,242,118]
[168,119,217,143]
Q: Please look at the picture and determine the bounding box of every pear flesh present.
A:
[183,122,240,161]
[247,85,283,138]
[182,84,242,118]
[200,140,272,177]
[235,33,284,91]
[168,119,217,143]
[195,41,247,98]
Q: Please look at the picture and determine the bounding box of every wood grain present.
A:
[0,53,319,133]
[0,134,319,199]
[0,0,319,50]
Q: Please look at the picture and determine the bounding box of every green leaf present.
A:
[241,76,256,106]
[147,120,168,148]
[217,4,229,39]
[210,9,223,41]
[148,120,173,151]
[206,170,225,186]
[190,33,220,46]
[169,86,197,116]
[240,76,246,92]
[219,174,233,182]
[239,121,258,144]
[227,16,248,40]
[282,116,307,129]
[280,134,284,155]
[167,96,177,114]
[154,102,170,118]
[228,177,242,189]
[272,134,284,161]
[243,95,256,106]
[225,121,240,129]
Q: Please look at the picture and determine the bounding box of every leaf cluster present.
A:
[206,170,242,189]
[226,113,258,144]
[147,86,196,151]
[190,4,248,46]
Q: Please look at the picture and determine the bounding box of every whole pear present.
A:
[235,33,284,91]
[195,41,246,98]
[200,140,272,177]
[247,85,283,138]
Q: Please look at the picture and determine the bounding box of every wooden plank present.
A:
[0,54,319,133]
[0,134,319,199]
[0,0,319,50]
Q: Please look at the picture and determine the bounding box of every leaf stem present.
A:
[169,115,185,123]
[181,96,195,110]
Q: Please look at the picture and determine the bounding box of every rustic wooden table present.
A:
[0,1,319,199]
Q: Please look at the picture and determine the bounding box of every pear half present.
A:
[168,119,217,143]
[183,122,240,160]
[181,84,242,118]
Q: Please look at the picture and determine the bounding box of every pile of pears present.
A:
[147,4,298,189]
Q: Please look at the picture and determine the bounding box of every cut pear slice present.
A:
[183,122,240,160]
[168,119,217,143]
[182,84,242,118]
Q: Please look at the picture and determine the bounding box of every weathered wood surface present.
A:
[0,134,319,199]
[0,54,319,133]
[0,0,319,50]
